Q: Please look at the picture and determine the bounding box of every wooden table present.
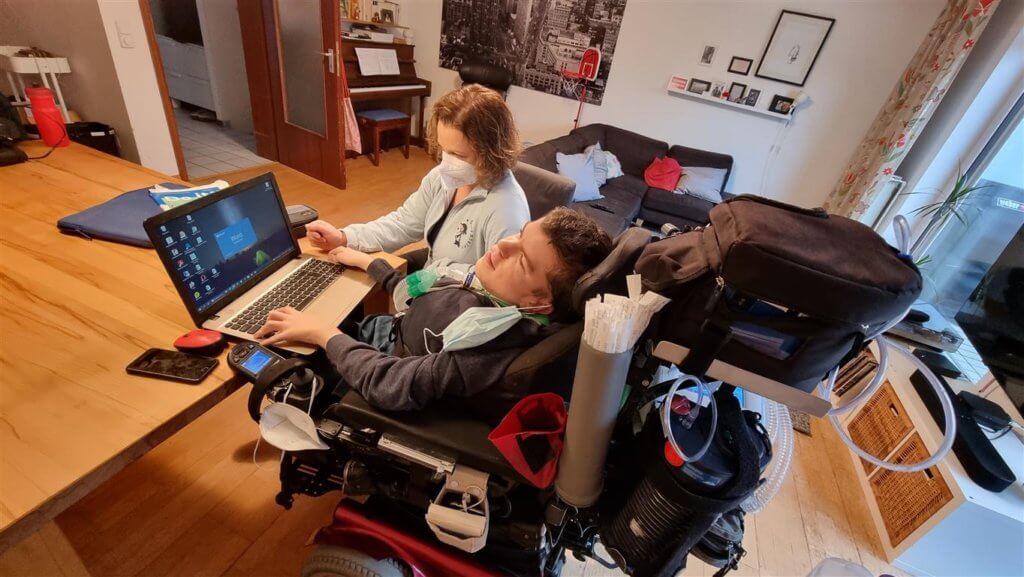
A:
[0,142,400,554]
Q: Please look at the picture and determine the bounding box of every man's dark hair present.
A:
[540,207,613,315]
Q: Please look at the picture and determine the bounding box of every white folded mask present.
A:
[259,402,329,451]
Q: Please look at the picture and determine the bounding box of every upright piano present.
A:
[341,39,432,149]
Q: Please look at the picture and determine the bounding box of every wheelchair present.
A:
[242,192,943,577]
[243,227,780,577]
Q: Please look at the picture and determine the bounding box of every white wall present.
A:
[196,0,253,132]
[0,0,140,163]
[97,0,179,175]
[404,0,945,208]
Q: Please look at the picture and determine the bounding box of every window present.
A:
[917,96,1024,382]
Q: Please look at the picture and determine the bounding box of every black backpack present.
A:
[636,196,922,392]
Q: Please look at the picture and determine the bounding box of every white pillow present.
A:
[584,143,608,186]
[556,151,604,202]
[605,150,624,179]
[675,166,727,203]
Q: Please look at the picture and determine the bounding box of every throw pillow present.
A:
[675,166,728,203]
[605,150,625,179]
[644,157,682,190]
[556,151,603,202]
[584,142,608,186]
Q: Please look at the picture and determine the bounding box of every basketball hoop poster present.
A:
[438,0,628,105]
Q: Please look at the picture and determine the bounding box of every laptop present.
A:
[144,173,349,354]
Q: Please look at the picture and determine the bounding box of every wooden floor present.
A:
[0,149,905,577]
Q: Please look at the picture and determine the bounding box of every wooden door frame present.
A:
[138,0,188,180]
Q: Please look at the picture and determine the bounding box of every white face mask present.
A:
[424,305,544,353]
[259,402,329,452]
[438,151,478,190]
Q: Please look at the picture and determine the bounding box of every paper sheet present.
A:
[355,47,400,76]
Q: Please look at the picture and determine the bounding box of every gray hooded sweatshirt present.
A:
[341,166,530,271]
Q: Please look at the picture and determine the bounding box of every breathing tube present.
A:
[660,375,719,462]
[741,398,793,513]
[820,215,957,473]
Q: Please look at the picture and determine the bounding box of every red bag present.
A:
[644,156,682,190]
[488,393,567,488]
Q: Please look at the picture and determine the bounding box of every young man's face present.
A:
[474,218,560,314]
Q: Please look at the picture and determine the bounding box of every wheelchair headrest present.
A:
[571,227,654,314]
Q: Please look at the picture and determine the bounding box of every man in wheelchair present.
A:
[253,206,612,411]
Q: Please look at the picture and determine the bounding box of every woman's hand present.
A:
[328,245,375,271]
[253,306,340,348]
[306,220,347,252]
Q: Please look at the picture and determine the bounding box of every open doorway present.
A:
[144,0,273,179]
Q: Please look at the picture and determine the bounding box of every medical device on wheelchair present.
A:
[239,197,955,577]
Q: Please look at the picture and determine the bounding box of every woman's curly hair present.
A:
[427,85,521,189]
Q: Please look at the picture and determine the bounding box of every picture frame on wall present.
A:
[669,76,689,91]
[743,89,761,106]
[769,94,795,115]
[698,45,717,66]
[728,57,753,75]
[688,78,711,94]
[728,82,747,102]
[710,81,727,99]
[755,10,836,87]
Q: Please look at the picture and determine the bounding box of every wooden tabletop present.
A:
[0,142,399,552]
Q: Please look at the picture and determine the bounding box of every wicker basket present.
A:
[848,381,914,475]
[869,432,954,547]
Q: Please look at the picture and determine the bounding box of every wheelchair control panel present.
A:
[228,342,285,382]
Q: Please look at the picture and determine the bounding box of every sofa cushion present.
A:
[643,187,718,225]
[605,174,648,198]
[601,125,669,178]
[556,152,603,202]
[675,166,729,203]
[667,144,733,193]
[520,133,589,173]
[573,202,629,236]
[511,161,574,219]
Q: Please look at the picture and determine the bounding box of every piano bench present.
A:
[357,109,411,167]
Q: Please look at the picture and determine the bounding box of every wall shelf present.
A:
[667,85,791,122]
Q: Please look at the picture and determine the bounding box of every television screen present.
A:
[956,226,1024,411]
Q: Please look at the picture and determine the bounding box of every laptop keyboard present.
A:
[225,259,345,335]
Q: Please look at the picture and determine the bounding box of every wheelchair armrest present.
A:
[326,391,524,482]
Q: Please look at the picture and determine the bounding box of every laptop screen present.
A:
[152,177,295,314]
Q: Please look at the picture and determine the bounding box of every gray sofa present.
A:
[519,124,735,234]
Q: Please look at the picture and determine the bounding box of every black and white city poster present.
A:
[439,0,628,105]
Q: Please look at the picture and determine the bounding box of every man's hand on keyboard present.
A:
[306,220,347,252]
[328,245,374,271]
[254,306,341,348]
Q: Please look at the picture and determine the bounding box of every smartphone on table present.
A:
[126,348,219,384]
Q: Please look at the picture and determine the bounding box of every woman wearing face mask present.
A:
[305,85,529,274]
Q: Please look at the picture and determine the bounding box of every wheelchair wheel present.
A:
[301,544,412,577]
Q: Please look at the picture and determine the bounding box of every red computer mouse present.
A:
[174,329,227,356]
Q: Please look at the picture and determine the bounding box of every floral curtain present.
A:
[823,0,1001,219]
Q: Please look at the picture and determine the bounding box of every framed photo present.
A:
[755,10,836,87]
[743,89,761,106]
[688,78,711,94]
[728,57,753,75]
[728,82,747,103]
[380,8,395,23]
[710,81,727,99]
[769,95,795,115]
[669,76,688,91]
[698,45,716,67]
